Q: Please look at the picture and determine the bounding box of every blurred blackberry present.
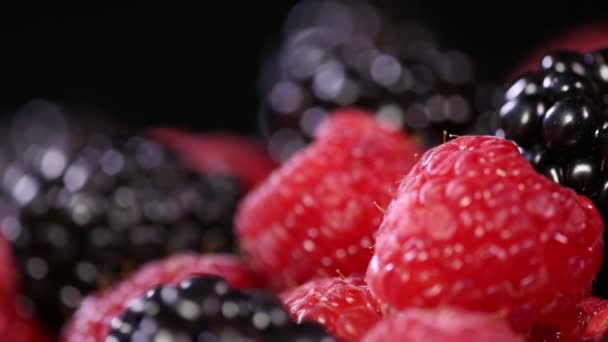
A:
[107,275,334,342]
[0,100,243,331]
[497,49,608,296]
[257,0,503,162]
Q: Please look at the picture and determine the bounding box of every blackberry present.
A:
[257,0,503,162]
[0,100,244,330]
[107,275,334,342]
[497,48,608,295]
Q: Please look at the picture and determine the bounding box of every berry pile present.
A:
[499,49,608,212]
[6,103,608,342]
[498,48,608,297]
[257,0,502,162]
[0,100,244,331]
[5,12,608,342]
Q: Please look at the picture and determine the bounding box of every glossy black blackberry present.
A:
[257,0,502,162]
[498,49,608,192]
[498,48,608,296]
[0,100,244,331]
[106,276,334,342]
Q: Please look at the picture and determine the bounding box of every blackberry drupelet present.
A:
[106,275,334,342]
[498,48,608,295]
[257,0,503,162]
[0,100,244,331]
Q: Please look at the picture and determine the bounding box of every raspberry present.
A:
[0,232,38,341]
[236,109,421,289]
[105,275,334,342]
[0,299,49,342]
[361,308,522,342]
[527,325,561,342]
[530,296,608,341]
[564,296,608,341]
[528,286,592,341]
[150,128,277,190]
[281,276,382,341]
[60,253,259,341]
[0,232,17,304]
[365,136,604,332]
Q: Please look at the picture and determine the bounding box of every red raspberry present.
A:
[558,296,608,341]
[149,128,277,190]
[0,233,17,304]
[366,136,604,333]
[528,325,561,342]
[528,289,593,341]
[361,308,523,342]
[531,296,608,341]
[60,253,259,342]
[0,299,49,342]
[281,276,382,341]
[0,233,48,341]
[236,109,421,289]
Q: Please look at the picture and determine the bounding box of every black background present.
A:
[0,2,606,135]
